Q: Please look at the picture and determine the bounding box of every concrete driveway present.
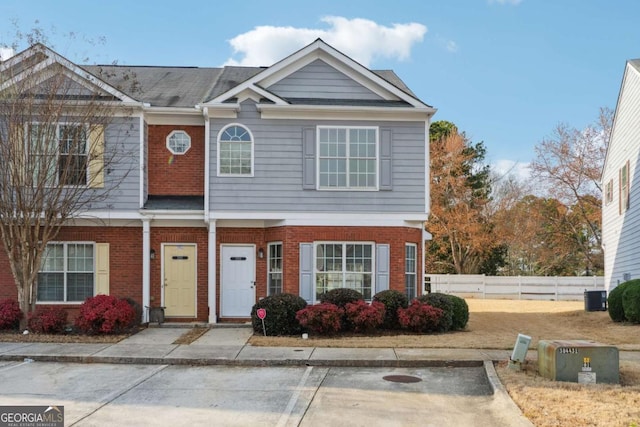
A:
[0,360,530,426]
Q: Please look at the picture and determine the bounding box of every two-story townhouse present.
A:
[0,39,435,323]
[602,59,640,291]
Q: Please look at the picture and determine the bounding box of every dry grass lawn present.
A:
[249,299,640,350]
[249,298,640,427]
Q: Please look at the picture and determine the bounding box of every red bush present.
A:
[296,303,343,335]
[398,300,444,333]
[75,295,135,334]
[0,299,23,330]
[344,300,385,332]
[28,306,68,334]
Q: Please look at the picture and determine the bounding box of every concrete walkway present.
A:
[3,326,636,427]
[1,326,638,367]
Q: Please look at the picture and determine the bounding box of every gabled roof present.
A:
[201,38,432,111]
[4,40,431,112]
[601,59,640,180]
[0,43,139,104]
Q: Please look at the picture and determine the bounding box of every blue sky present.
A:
[2,0,639,177]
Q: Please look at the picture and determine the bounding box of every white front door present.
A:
[221,245,255,317]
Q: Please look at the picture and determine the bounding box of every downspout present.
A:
[201,106,217,323]
[423,115,432,295]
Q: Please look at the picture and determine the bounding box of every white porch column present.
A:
[142,218,151,322]
[208,219,217,324]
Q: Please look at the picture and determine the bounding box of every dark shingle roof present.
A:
[83,64,420,108]
[143,195,204,211]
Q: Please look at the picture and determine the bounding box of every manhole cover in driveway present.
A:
[383,375,422,383]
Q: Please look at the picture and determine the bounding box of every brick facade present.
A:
[0,224,421,323]
[147,125,205,196]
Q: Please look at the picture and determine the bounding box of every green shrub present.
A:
[75,295,136,334]
[344,300,385,333]
[608,280,638,322]
[28,306,68,334]
[251,293,307,336]
[398,300,444,333]
[446,294,469,330]
[0,299,23,330]
[417,293,454,332]
[319,288,364,309]
[373,290,408,329]
[296,303,343,335]
[622,284,640,323]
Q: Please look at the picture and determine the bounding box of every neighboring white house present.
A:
[602,59,640,291]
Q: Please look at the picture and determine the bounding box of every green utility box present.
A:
[538,340,619,384]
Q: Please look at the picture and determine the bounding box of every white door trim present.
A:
[161,243,197,317]
[220,244,256,317]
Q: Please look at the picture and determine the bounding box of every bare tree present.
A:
[529,108,612,273]
[0,40,136,329]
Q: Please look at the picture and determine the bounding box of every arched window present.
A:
[217,124,253,176]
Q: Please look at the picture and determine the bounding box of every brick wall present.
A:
[217,226,422,312]
[0,226,142,321]
[148,125,205,195]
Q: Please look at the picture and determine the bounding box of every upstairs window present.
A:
[28,123,88,186]
[620,160,630,214]
[166,130,191,155]
[318,127,377,190]
[605,179,613,205]
[218,124,253,176]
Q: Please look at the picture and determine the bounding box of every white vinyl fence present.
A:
[425,274,604,301]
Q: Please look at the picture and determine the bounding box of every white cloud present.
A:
[492,159,531,181]
[224,16,427,67]
[0,47,15,61]
[489,0,523,4]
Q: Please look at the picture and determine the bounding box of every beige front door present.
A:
[163,244,196,317]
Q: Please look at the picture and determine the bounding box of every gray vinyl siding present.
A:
[268,59,383,100]
[602,62,640,291]
[88,116,140,211]
[143,120,148,205]
[209,102,426,213]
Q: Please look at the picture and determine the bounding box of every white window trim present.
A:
[27,122,90,188]
[313,241,376,302]
[37,241,96,304]
[166,130,192,155]
[316,125,379,191]
[405,243,417,300]
[216,123,255,177]
[267,242,283,296]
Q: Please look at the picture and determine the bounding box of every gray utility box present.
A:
[538,340,619,384]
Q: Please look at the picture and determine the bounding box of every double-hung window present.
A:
[268,243,283,295]
[28,123,88,186]
[315,242,373,300]
[318,127,377,189]
[38,243,95,302]
[405,244,417,300]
